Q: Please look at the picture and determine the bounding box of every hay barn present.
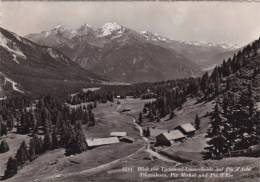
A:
[175,123,196,137]
[156,130,185,146]
[86,137,120,148]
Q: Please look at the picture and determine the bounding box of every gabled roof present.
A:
[150,128,168,137]
[178,123,196,133]
[120,136,135,142]
[110,132,127,137]
[160,130,185,141]
[86,137,119,147]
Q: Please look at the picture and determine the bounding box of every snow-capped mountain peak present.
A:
[182,40,240,50]
[97,22,126,37]
[140,30,240,50]
[43,24,66,37]
[80,23,92,28]
[219,42,240,50]
[141,30,169,42]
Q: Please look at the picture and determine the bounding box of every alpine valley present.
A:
[1,22,260,182]
[26,23,239,83]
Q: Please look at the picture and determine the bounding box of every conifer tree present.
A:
[4,157,18,179]
[138,112,143,124]
[0,115,2,136]
[60,122,70,147]
[146,128,151,137]
[64,125,77,156]
[1,123,8,135]
[19,111,30,134]
[43,131,52,152]
[205,100,229,159]
[15,141,29,166]
[6,112,15,131]
[28,138,36,161]
[65,121,87,155]
[0,139,10,153]
[51,131,59,149]
[31,134,41,155]
[200,72,209,94]
[213,68,221,95]
[74,121,87,152]
[194,114,201,130]
[89,112,95,126]
[207,101,222,138]
[143,107,147,114]
[230,84,259,149]
[38,136,44,154]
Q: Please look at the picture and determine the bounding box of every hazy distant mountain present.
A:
[0,27,103,96]
[140,31,239,71]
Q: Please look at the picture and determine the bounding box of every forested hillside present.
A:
[0,95,96,179]
[137,37,260,159]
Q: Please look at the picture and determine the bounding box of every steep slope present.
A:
[209,37,260,101]
[92,41,201,82]
[0,27,103,96]
[225,49,260,100]
[27,23,202,82]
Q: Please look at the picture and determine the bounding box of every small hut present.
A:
[86,137,119,148]
[110,132,127,137]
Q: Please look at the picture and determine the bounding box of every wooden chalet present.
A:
[156,130,185,146]
[175,123,196,137]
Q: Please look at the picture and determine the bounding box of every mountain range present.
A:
[0,23,241,97]
[26,22,239,82]
[26,23,201,82]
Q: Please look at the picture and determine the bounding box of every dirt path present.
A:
[124,112,182,164]
[132,118,149,141]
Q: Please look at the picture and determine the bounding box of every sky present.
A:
[1,1,260,46]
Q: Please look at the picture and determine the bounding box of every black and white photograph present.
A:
[0,1,260,181]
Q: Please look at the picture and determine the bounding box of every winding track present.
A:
[125,112,180,164]
[43,102,179,181]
